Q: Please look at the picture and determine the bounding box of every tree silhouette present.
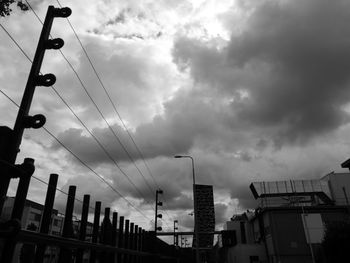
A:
[322,221,350,262]
[0,0,28,17]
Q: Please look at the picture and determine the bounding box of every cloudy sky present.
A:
[2,0,350,238]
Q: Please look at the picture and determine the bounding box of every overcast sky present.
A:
[2,0,350,237]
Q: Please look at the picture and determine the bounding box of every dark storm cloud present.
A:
[173,0,350,147]
[46,0,350,215]
[51,87,232,165]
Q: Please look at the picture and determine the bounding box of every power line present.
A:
[0,87,151,221]
[25,0,177,229]
[0,25,151,222]
[2,10,172,228]
[32,175,96,212]
[53,0,176,228]
[19,2,154,206]
[55,0,160,191]
[52,0,176,228]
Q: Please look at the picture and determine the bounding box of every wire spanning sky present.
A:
[2,0,350,236]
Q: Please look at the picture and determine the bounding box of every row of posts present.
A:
[41,173,153,263]
[1,172,157,263]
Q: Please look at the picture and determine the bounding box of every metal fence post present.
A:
[133,225,138,263]
[130,222,134,263]
[138,227,143,263]
[58,185,76,263]
[0,5,71,216]
[76,194,90,263]
[118,216,124,263]
[34,173,58,263]
[0,158,35,263]
[112,212,118,263]
[124,219,130,263]
[100,207,113,263]
[89,201,101,263]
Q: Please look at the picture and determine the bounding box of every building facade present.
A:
[218,170,350,263]
[1,197,92,263]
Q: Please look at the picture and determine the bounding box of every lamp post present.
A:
[174,155,200,263]
[155,189,163,233]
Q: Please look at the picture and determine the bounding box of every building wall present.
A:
[324,173,350,205]
[268,211,310,262]
[259,207,350,263]
[226,244,267,263]
[224,220,254,245]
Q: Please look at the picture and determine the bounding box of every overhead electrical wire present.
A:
[4,2,175,228]
[55,0,160,191]
[0,86,151,221]
[22,1,156,207]
[32,175,96,212]
[0,23,152,222]
[27,0,176,229]
[54,0,175,227]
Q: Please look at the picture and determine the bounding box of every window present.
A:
[29,211,41,222]
[53,219,61,227]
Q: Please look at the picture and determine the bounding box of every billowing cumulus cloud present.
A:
[173,0,350,147]
[3,0,350,234]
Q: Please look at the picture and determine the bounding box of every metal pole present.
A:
[118,216,125,263]
[0,158,35,263]
[76,194,90,263]
[189,156,200,263]
[174,155,200,263]
[58,185,76,263]
[35,173,59,263]
[155,191,158,232]
[125,219,130,263]
[173,220,178,246]
[90,201,101,263]
[0,5,71,215]
[174,221,176,245]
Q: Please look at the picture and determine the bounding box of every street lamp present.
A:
[174,155,200,263]
[155,189,163,233]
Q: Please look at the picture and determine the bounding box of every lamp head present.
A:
[174,155,183,158]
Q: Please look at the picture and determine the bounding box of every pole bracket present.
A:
[53,7,72,18]
[23,114,46,129]
[35,74,56,86]
[45,38,64,50]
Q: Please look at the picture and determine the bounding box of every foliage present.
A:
[322,220,350,262]
[0,0,28,17]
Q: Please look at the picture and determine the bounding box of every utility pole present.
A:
[174,220,178,246]
[154,189,163,233]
